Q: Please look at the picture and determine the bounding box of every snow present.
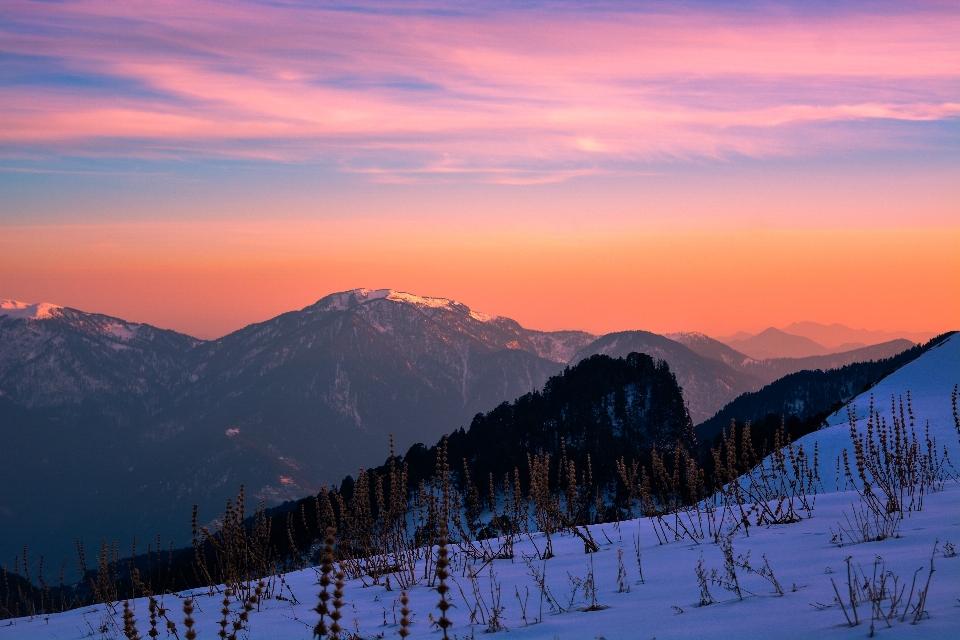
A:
[3,487,957,639]
[3,335,958,640]
[0,300,62,320]
[104,322,138,341]
[386,291,454,309]
[315,288,496,322]
[800,334,959,492]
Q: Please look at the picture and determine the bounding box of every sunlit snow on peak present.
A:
[0,299,62,319]
[316,288,392,311]
[315,288,496,322]
[385,291,454,309]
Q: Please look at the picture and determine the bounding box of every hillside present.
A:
[262,351,689,532]
[0,290,596,566]
[670,331,916,386]
[695,333,954,445]
[807,331,960,490]
[571,331,764,423]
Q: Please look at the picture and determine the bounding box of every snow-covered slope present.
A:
[797,333,959,491]
[3,488,958,639]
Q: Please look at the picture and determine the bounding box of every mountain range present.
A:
[717,323,935,359]
[0,291,924,565]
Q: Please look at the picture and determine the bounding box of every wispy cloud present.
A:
[1,1,957,180]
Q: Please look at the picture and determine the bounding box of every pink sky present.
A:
[0,1,957,337]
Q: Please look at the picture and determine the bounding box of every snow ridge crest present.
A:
[313,288,494,322]
[0,299,63,320]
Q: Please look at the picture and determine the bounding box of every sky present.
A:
[1,0,958,339]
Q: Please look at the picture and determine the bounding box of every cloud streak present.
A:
[1,1,957,179]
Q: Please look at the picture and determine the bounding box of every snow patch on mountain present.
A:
[0,299,62,319]
[387,290,453,309]
[104,322,139,340]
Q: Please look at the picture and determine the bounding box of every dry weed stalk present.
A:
[694,553,715,606]
[398,590,412,637]
[616,549,630,593]
[829,543,939,635]
[433,524,453,639]
[121,600,141,640]
[835,395,954,545]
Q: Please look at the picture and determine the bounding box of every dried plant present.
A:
[513,586,531,626]
[694,553,715,607]
[834,394,954,546]
[616,549,630,593]
[734,550,783,596]
[398,590,412,638]
[121,600,141,640]
[433,525,453,639]
[182,596,197,640]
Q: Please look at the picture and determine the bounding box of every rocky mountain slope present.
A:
[0,290,596,565]
[0,301,200,409]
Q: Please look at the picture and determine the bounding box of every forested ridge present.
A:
[695,332,956,451]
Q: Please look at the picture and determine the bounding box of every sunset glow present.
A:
[1,1,957,337]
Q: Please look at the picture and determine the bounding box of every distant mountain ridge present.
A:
[666,332,918,386]
[715,321,933,360]
[695,332,956,448]
[782,321,936,350]
[738,340,917,383]
[723,327,835,359]
[0,303,200,408]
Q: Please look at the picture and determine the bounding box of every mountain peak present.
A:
[0,299,62,320]
[311,288,495,322]
[723,326,830,360]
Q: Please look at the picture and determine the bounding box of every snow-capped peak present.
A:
[313,289,496,322]
[0,299,62,320]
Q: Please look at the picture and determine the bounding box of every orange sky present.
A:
[2,221,956,339]
[2,2,958,338]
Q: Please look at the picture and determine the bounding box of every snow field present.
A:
[2,484,958,640]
